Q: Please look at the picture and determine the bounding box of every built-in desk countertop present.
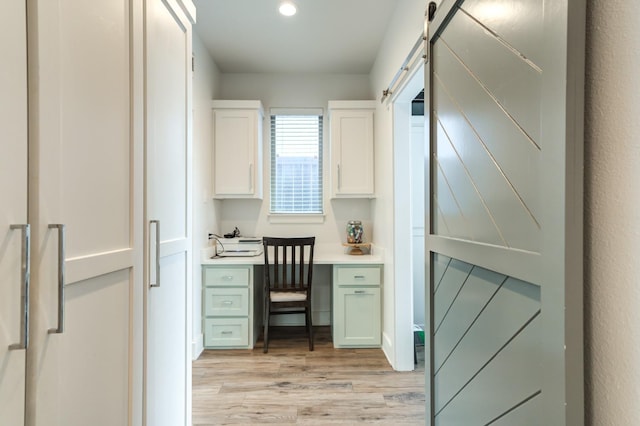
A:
[200,243,384,266]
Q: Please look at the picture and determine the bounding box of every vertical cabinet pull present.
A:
[337,164,341,190]
[9,224,30,350]
[249,163,253,192]
[149,220,160,288]
[48,224,65,335]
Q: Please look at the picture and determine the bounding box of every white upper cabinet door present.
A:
[329,101,376,198]
[26,0,139,425]
[0,2,28,425]
[426,0,585,424]
[145,0,194,425]
[212,100,264,199]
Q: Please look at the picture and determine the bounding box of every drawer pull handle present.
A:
[221,331,233,335]
[354,290,366,294]
[222,300,233,305]
[354,275,365,279]
[221,275,234,281]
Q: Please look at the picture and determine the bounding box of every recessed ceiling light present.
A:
[279,1,297,16]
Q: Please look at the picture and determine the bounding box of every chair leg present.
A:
[306,307,314,351]
[263,302,270,353]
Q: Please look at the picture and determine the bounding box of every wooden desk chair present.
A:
[262,236,315,353]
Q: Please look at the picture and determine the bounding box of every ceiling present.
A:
[192,0,400,74]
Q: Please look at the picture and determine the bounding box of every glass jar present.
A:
[346,220,363,244]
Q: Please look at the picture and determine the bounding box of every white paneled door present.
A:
[0,2,29,425]
[26,1,139,425]
[426,0,584,424]
[145,0,194,424]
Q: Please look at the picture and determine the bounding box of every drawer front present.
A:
[204,266,250,287]
[204,287,249,316]
[335,266,381,286]
[204,318,249,347]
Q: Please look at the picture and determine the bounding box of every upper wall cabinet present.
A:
[212,100,264,199]
[329,101,376,198]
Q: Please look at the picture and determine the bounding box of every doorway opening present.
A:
[392,63,426,371]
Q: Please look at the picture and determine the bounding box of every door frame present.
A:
[391,63,426,371]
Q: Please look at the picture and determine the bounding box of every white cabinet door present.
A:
[0,2,28,424]
[26,1,138,425]
[212,102,263,198]
[334,287,381,347]
[329,102,375,197]
[145,0,194,424]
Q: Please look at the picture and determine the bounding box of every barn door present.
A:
[425,0,584,424]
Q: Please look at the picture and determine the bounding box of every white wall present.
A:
[584,0,640,423]
[191,33,222,357]
[368,0,428,367]
[216,73,374,244]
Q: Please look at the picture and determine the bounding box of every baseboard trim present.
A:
[382,331,395,369]
[192,333,204,360]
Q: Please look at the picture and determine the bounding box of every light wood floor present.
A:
[193,326,426,425]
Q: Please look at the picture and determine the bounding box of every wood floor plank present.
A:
[193,326,425,425]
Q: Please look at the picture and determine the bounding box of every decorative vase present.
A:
[346,220,363,244]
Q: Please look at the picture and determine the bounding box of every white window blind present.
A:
[270,113,323,214]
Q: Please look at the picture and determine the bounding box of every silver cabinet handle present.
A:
[354,275,365,279]
[337,164,341,190]
[221,275,234,281]
[221,331,233,335]
[9,224,30,350]
[48,224,65,334]
[149,220,160,288]
[354,290,366,294]
[222,300,233,305]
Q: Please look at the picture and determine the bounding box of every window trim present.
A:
[267,213,325,224]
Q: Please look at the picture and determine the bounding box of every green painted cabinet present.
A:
[202,265,260,349]
[332,265,382,348]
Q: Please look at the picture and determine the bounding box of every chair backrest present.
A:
[263,236,315,294]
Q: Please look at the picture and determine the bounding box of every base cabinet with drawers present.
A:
[332,265,382,348]
[202,265,261,349]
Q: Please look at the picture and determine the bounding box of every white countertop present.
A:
[201,243,384,265]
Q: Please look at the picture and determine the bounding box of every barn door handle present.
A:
[149,220,160,288]
[9,224,30,350]
[48,224,66,334]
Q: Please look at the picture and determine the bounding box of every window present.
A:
[270,112,323,214]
